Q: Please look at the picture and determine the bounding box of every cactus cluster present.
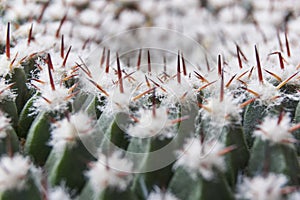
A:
[0,0,299,200]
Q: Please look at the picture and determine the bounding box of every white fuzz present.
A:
[33,85,71,112]
[127,107,170,138]
[237,173,287,200]
[0,111,11,139]
[0,154,30,191]
[254,113,294,144]
[174,138,226,180]
[50,112,94,151]
[86,151,133,195]
[48,187,71,200]
[148,188,180,200]
[0,78,15,101]
[201,94,241,126]
[247,82,281,105]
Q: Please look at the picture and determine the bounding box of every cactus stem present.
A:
[61,35,64,58]
[147,49,151,74]
[181,52,187,76]
[217,145,236,156]
[177,50,181,84]
[105,48,110,73]
[28,23,33,46]
[197,80,217,92]
[194,71,209,83]
[255,45,264,84]
[264,69,282,82]
[116,52,124,94]
[276,71,299,90]
[62,46,72,67]
[89,79,109,97]
[6,22,10,60]
[136,48,142,70]
[100,47,106,68]
[225,74,237,88]
[285,30,291,57]
[47,54,55,91]
[240,98,256,108]
[55,13,67,38]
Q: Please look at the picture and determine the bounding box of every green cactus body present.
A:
[24,111,51,165]
[248,138,300,185]
[0,99,18,130]
[80,183,138,200]
[169,167,234,200]
[0,173,42,200]
[0,127,19,155]
[45,139,95,196]
[293,101,300,154]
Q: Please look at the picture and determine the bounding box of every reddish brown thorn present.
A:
[30,78,45,84]
[277,29,283,52]
[177,50,181,84]
[241,87,260,97]
[82,38,90,50]
[60,35,64,58]
[9,52,18,71]
[55,13,67,38]
[197,103,212,112]
[237,45,243,69]
[47,54,55,91]
[181,52,187,76]
[163,56,167,73]
[65,90,80,100]
[237,70,249,80]
[194,71,209,83]
[89,79,109,96]
[105,49,110,73]
[264,69,282,82]
[42,96,52,104]
[248,66,255,79]
[145,75,151,88]
[47,53,54,71]
[269,52,285,70]
[6,22,10,60]
[289,123,300,132]
[205,53,210,72]
[123,71,136,82]
[285,30,291,57]
[27,23,33,46]
[129,115,139,123]
[152,87,156,118]
[276,71,299,90]
[255,45,264,84]
[100,47,106,68]
[237,44,248,62]
[277,110,285,125]
[147,50,151,73]
[148,77,167,92]
[37,1,50,23]
[136,49,142,70]
[225,74,237,88]
[79,56,92,77]
[132,87,155,101]
[280,186,299,195]
[197,80,217,92]
[170,115,189,124]
[62,46,72,67]
[218,54,222,76]
[240,98,256,108]
[116,52,124,93]
[220,70,224,102]
[218,145,236,156]
[0,83,15,95]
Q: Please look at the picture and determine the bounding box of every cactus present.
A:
[0,1,300,200]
